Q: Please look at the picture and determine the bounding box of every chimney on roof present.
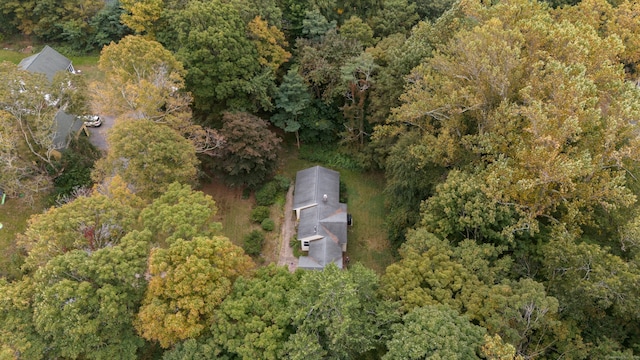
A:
[323,194,328,202]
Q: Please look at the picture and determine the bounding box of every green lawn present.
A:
[0,47,101,80]
[341,169,395,274]
[0,195,47,279]
[0,49,29,64]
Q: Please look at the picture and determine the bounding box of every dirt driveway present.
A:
[277,185,298,272]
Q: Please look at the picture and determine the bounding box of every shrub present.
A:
[339,179,348,203]
[243,230,265,256]
[299,144,362,171]
[49,136,101,204]
[261,218,275,231]
[242,187,251,199]
[250,206,271,223]
[290,236,304,257]
[256,181,278,206]
[273,174,291,192]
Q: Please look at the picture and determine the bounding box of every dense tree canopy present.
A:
[215,112,282,187]
[135,236,254,348]
[92,119,199,199]
[0,62,88,199]
[4,0,640,357]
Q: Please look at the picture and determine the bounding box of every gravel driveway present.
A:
[278,185,298,272]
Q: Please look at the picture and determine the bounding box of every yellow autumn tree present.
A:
[120,0,163,38]
[247,16,291,73]
[135,236,254,348]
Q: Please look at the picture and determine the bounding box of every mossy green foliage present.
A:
[255,181,279,206]
[250,206,271,223]
[49,136,102,204]
[243,230,265,256]
[261,218,275,232]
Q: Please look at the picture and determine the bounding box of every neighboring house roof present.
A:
[53,110,83,149]
[19,46,81,149]
[18,45,74,82]
[294,166,348,270]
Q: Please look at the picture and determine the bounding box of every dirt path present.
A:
[277,184,298,272]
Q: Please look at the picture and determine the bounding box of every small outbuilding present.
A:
[293,166,348,270]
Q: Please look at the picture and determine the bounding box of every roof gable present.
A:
[18,45,73,82]
[293,166,340,210]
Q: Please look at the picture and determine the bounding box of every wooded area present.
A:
[1,0,640,358]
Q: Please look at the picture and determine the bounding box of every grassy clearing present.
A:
[0,49,29,64]
[0,194,47,279]
[200,177,285,266]
[200,180,256,248]
[341,170,395,274]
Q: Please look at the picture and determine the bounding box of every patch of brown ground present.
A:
[277,185,298,272]
[199,178,295,269]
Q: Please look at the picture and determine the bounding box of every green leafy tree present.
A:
[0,62,88,199]
[339,15,375,47]
[542,229,640,349]
[175,0,271,114]
[383,305,485,360]
[19,175,144,272]
[92,119,199,199]
[93,35,224,155]
[420,170,519,246]
[369,0,419,37]
[367,20,433,126]
[216,112,282,187]
[135,236,254,348]
[285,263,398,359]
[271,67,312,148]
[91,0,132,48]
[31,230,151,359]
[0,278,47,360]
[211,265,302,359]
[140,182,222,245]
[382,229,583,358]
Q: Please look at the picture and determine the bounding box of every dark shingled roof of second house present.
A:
[18,45,74,82]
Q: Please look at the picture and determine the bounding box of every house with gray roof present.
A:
[18,45,76,82]
[293,166,348,270]
[18,46,84,149]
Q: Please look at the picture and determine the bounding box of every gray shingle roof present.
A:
[294,166,347,270]
[18,45,73,82]
[293,166,340,211]
[53,110,82,149]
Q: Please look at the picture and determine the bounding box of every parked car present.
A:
[79,114,102,127]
